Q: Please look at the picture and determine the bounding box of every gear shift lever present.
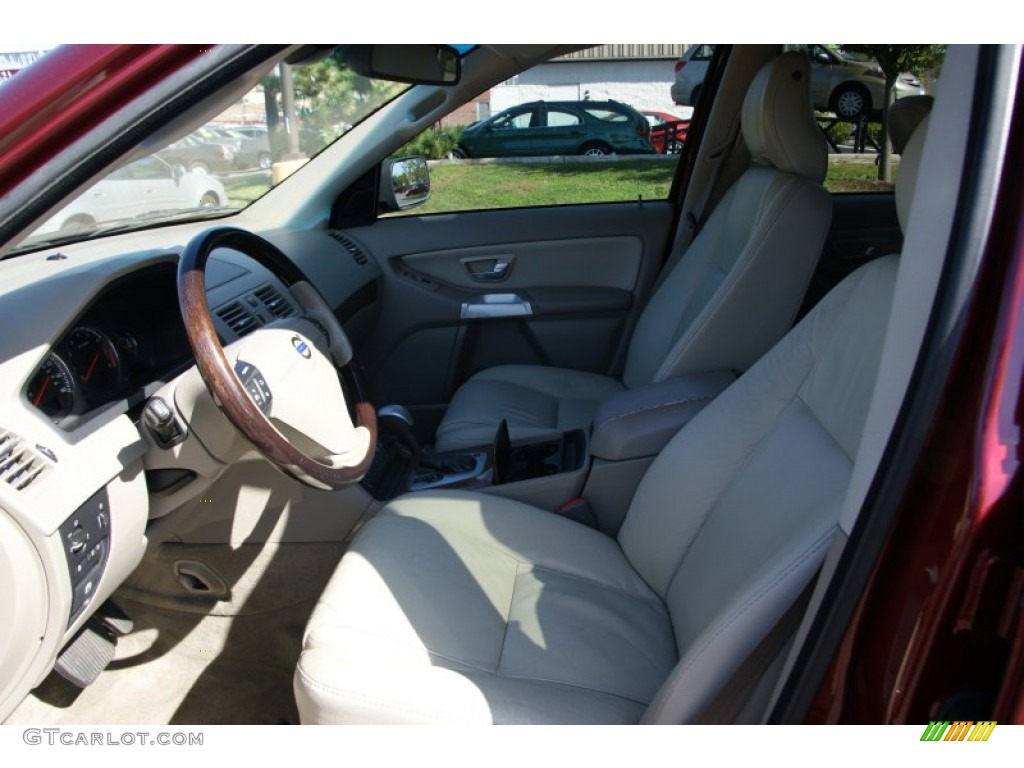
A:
[377,405,420,455]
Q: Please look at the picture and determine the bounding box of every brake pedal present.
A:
[54,620,116,688]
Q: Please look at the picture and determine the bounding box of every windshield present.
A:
[14,48,409,253]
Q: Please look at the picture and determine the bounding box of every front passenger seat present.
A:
[294,110,931,725]
[435,51,831,451]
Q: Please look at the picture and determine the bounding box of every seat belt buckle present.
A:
[557,497,598,529]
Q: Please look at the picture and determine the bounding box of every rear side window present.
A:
[546,108,582,127]
[691,45,715,61]
[807,44,946,194]
[584,108,630,122]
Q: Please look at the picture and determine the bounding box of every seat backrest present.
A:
[616,112,931,723]
[622,51,830,389]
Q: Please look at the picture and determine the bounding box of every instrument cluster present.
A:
[24,262,193,427]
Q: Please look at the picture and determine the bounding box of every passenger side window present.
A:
[388,45,945,215]
[390,45,688,215]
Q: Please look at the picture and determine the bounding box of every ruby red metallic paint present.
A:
[806,67,1024,723]
[0,45,204,198]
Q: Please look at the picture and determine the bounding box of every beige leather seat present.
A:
[434,51,831,452]
[293,91,931,728]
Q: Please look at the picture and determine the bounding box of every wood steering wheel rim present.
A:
[177,226,377,490]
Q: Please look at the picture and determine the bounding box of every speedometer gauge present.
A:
[27,353,78,419]
[63,326,121,401]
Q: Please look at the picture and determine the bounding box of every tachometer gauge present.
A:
[27,353,78,419]
[63,326,121,401]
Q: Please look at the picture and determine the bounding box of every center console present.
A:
[363,370,736,531]
[362,408,588,510]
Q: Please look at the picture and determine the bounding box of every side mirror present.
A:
[171,164,186,182]
[380,156,430,212]
[350,45,460,86]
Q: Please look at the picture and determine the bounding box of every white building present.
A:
[490,45,692,119]
[0,49,49,81]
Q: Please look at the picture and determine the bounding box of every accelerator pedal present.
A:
[95,599,134,636]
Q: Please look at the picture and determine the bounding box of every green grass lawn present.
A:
[415,160,677,213]
[227,157,897,211]
[224,178,270,208]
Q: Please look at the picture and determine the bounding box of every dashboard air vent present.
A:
[328,231,369,266]
[254,284,294,319]
[216,301,261,337]
[0,430,49,491]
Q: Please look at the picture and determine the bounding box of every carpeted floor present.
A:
[7,541,343,725]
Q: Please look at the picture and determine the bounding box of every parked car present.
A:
[225,125,273,170]
[32,156,228,236]
[156,131,236,175]
[641,110,690,154]
[669,44,717,110]
[672,44,927,119]
[454,99,654,158]
[0,45,1020,744]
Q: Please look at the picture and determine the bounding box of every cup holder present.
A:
[504,431,586,483]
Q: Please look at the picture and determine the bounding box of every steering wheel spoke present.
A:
[178,227,377,490]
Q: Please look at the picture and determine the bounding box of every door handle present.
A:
[462,256,513,282]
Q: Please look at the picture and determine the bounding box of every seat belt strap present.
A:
[653,118,745,295]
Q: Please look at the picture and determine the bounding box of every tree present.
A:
[290,51,404,151]
[258,51,405,160]
[843,45,946,182]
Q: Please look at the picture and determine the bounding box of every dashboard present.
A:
[0,225,383,722]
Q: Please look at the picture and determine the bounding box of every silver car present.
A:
[672,44,926,120]
[34,156,229,236]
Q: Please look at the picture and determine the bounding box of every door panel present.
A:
[349,201,674,427]
[400,235,643,291]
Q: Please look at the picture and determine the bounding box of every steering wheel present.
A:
[177,226,377,490]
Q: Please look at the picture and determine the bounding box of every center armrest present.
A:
[590,371,736,461]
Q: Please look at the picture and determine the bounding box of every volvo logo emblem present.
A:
[291,336,311,359]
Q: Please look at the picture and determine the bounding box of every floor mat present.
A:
[5,539,350,725]
[8,595,311,725]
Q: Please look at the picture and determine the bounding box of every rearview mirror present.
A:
[380,156,430,212]
[350,45,460,86]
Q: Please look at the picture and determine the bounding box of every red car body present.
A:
[641,110,690,154]
[0,44,1020,727]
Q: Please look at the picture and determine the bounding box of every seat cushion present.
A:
[434,365,625,452]
[295,491,676,724]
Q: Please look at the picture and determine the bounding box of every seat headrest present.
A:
[742,51,828,183]
[889,95,934,155]
[895,113,930,233]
